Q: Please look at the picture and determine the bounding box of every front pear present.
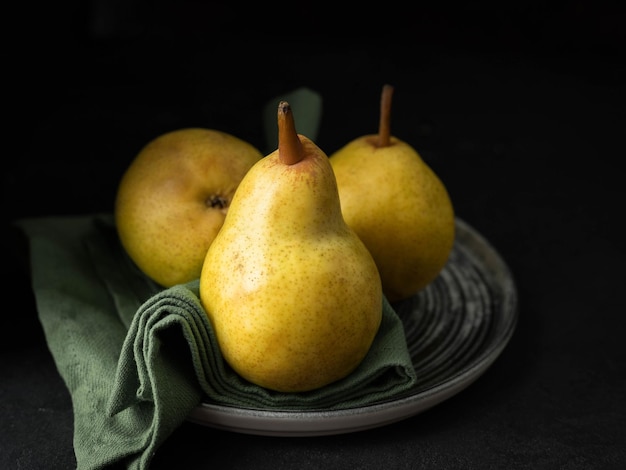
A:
[199,102,383,393]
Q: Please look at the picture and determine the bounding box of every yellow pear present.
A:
[199,101,383,393]
[330,84,455,302]
[115,128,263,287]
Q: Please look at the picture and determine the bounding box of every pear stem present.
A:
[278,101,304,165]
[377,84,394,148]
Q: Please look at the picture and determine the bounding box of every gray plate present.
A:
[187,218,518,436]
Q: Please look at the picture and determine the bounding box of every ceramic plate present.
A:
[187,218,518,436]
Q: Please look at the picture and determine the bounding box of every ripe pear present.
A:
[330,84,455,302]
[115,128,263,287]
[199,101,383,393]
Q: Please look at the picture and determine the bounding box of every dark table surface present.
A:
[3,3,626,469]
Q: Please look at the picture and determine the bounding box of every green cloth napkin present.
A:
[16,214,417,470]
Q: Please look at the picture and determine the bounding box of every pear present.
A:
[115,128,263,287]
[199,101,383,393]
[330,84,455,302]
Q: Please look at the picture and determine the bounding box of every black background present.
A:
[3,2,626,469]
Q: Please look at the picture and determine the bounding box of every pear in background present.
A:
[330,84,455,302]
[200,101,383,393]
[115,128,263,287]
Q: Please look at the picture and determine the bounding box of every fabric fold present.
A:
[110,280,417,413]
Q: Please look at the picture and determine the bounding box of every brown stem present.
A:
[377,84,394,148]
[278,101,304,165]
